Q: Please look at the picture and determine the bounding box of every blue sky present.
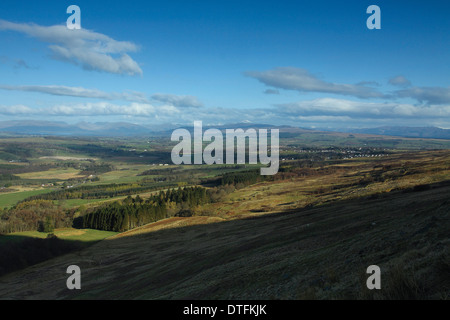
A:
[0,0,449,129]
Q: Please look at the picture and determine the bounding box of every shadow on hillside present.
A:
[1,180,449,299]
[0,235,99,278]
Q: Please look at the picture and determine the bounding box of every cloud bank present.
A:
[2,98,449,128]
[245,67,385,99]
[245,67,450,105]
[0,19,143,76]
[0,102,178,117]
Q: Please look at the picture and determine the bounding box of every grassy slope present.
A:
[0,181,448,299]
[201,150,450,218]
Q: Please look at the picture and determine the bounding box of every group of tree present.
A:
[74,186,212,232]
[0,173,21,181]
[0,163,57,175]
[160,186,209,207]
[219,169,272,188]
[138,168,183,176]
[0,200,72,234]
[79,163,114,175]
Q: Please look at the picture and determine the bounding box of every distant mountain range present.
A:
[0,121,449,140]
[345,126,450,140]
[0,121,176,137]
[0,121,299,137]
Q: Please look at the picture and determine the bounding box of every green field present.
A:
[0,228,117,245]
[0,189,55,209]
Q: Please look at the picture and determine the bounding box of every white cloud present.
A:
[0,85,149,103]
[2,98,450,129]
[0,19,143,76]
[0,85,210,108]
[245,67,385,99]
[245,67,450,106]
[0,104,34,114]
[394,86,450,105]
[0,102,180,117]
[277,98,450,118]
[48,102,180,117]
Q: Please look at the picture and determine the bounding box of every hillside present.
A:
[0,179,448,299]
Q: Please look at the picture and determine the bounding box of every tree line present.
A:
[19,182,178,202]
[73,186,211,232]
[0,173,21,181]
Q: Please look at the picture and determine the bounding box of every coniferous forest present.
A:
[73,186,210,232]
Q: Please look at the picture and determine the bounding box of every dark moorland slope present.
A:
[0,180,448,300]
